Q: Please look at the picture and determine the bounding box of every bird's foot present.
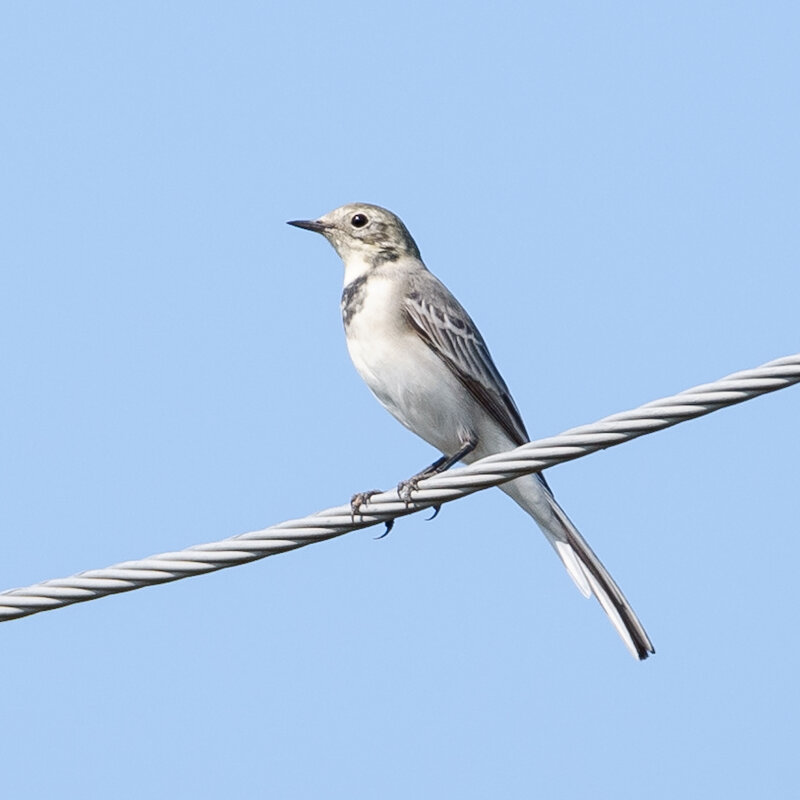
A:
[351,490,395,538]
[350,489,383,521]
[398,470,439,505]
[397,479,442,520]
[396,477,419,505]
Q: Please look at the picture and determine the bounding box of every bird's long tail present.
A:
[501,473,654,660]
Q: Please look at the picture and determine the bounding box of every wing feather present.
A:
[403,278,529,446]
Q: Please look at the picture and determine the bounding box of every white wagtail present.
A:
[288,203,654,660]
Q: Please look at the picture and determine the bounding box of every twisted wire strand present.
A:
[1,353,797,622]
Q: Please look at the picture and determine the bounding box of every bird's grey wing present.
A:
[402,279,529,447]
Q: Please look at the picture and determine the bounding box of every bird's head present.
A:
[288,203,421,266]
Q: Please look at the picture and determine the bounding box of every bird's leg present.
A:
[397,434,477,505]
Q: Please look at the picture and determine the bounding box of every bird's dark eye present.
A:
[351,213,368,228]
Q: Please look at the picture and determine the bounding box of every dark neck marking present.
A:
[341,274,369,327]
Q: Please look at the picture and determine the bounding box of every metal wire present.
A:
[1,353,797,622]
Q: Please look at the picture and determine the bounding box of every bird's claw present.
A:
[351,490,395,538]
[350,489,382,521]
[374,519,395,540]
[397,478,420,505]
[426,504,442,521]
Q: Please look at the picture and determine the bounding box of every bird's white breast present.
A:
[344,274,409,395]
[342,272,476,455]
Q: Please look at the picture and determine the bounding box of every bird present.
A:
[288,203,654,660]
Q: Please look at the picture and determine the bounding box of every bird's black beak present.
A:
[287,219,328,233]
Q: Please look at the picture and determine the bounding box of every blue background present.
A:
[1,3,798,797]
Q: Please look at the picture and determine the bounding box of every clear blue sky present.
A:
[2,3,798,798]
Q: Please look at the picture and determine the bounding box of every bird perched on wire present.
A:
[288,203,653,660]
